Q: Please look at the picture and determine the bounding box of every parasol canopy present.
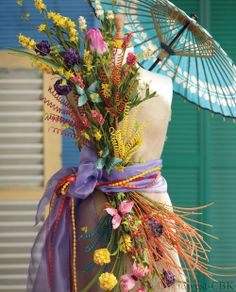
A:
[89,0,236,120]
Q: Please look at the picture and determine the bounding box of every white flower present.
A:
[142,42,158,60]
[96,8,104,18]
[106,10,114,20]
[78,16,87,32]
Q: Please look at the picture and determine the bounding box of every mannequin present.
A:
[77,15,187,292]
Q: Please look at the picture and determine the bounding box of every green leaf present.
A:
[77,94,88,107]
[16,0,23,6]
[87,80,101,93]
[106,157,123,174]
[89,93,102,103]
[143,248,150,265]
[96,158,106,169]
[7,48,60,70]
[102,147,109,158]
[75,84,85,95]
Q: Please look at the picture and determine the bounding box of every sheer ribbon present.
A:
[27,145,168,292]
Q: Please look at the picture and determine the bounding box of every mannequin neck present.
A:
[113,46,138,66]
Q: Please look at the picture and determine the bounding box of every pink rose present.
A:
[91,110,105,125]
[84,28,108,55]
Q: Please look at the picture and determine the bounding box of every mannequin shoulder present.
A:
[139,68,173,90]
[138,68,173,106]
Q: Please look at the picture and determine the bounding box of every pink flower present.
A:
[91,110,105,125]
[71,76,85,89]
[136,286,145,292]
[120,262,149,291]
[105,200,134,229]
[126,52,137,66]
[120,274,136,292]
[122,32,133,49]
[132,261,149,279]
[84,28,108,55]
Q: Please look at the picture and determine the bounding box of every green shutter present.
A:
[162,0,236,290]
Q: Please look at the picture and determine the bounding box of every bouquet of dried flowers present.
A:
[10,0,155,174]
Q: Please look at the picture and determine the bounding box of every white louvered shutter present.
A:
[0,68,44,188]
[0,201,42,292]
[0,63,46,292]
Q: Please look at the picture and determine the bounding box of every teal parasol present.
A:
[89,0,236,120]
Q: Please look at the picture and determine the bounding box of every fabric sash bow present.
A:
[35,145,167,225]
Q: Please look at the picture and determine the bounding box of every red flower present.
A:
[91,110,105,125]
[122,32,133,49]
[71,76,85,89]
[126,52,137,66]
[81,114,91,128]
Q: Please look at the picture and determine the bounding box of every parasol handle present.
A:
[149,13,199,71]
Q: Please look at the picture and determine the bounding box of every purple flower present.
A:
[149,220,164,237]
[35,40,51,56]
[162,270,175,288]
[54,79,71,95]
[63,48,79,68]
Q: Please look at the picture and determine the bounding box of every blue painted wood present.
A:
[0,0,95,49]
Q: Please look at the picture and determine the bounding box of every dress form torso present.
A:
[77,47,187,292]
[116,46,173,161]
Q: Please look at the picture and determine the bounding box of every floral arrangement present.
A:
[11,1,234,292]
[11,0,155,174]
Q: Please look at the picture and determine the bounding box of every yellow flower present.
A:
[93,130,102,141]
[115,165,125,172]
[69,35,79,43]
[48,12,68,29]
[101,83,110,98]
[84,50,90,62]
[64,70,74,79]
[48,11,57,19]
[119,234,132,253]
[93,248,111,266]
[57,67,65,75]
[34,0,46,12]
[82,132,90,141]
[56,17,67,27]
[38,24,46,32]
[98,149,103,157]
[29,40,36,49]
[86,62,94,72]
[113,39,123,49]
[67,20,76,29]
[34,60,53,74]
[18,34,36,50]
[99,272,117,291]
